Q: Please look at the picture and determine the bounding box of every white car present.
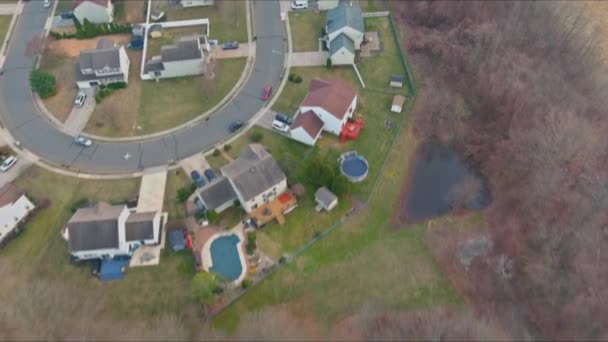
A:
[43,0,51,8]
[0,156,17,172]
[291,0,308,10]
[271,119,290,133]
[74,136,93,147]
[74,92,87,107]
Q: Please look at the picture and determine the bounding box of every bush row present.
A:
[50,18,131,40]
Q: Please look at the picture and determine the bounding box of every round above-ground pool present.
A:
[209,234,243,282]
[340,153,369,182]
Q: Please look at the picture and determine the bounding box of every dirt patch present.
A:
[46,34,131,58]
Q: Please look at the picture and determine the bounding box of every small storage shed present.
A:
[390,74,404,88]
[315,187,338,212]
[391,95,405,113]
[168,230,186,251]
[149,24,163,38]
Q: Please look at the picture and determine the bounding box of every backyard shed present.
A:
[168,230,186,251]
[149,24,162,38]
[391,95,405,113]
[390,74,404,88]
[315,187,338,212]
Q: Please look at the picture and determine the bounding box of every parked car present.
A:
[43,0,51,8]
[204,169,216,182]
[228,120,244,133]
[271,120,290,133]
[275,113,293,126]
[151,10,165,21]
[0,156,17,172]
[191,170,206,188]
[74,91,87,107]
[60,11,74,19]
[221,41,239,50]
[291,0,308,10]
[261,85,273,101]
[74,136,93,147]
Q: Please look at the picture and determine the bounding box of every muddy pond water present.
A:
[398,142,491,224]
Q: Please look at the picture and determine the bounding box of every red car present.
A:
[261,85,273,101]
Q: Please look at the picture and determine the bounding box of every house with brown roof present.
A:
[0,183,35,245]
[64,202,161,261]
[289,78,358,146]
[72,0,114,24]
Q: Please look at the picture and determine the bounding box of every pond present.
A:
[398,142,490,223]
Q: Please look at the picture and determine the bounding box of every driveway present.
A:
[63,89,95,135]
[214,43,254,59]
[136,166,168,213]
[290,51,330,67]
[179,153,210,174]
[0,157,31,188]
[255,108,277,130]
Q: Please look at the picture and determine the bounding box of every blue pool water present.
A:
[209,234,242,281]
[340,156,369,182]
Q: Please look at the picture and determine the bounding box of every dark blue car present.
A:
[204,169,216,182]
[228,120,244,133]
[190,170,206,187]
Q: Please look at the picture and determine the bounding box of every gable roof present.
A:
[300,78,357,120]
[0,183,25,207]
[161,37,202,62]
[291,110,324,138]
[197,176,237,210]
[330,33,355,55]
[221,144,286,202]
[67,203,124,252]
[125,211,156,242]
[79,39,121,71]
[326,2,364,35]
[72,0,111,11]
[315,186,338,207]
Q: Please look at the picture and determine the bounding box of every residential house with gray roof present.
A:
[75,38,130,89]
[325,2,364,65]
[194,176,237,214]
[143,35,210,80]
[64,203,161,261]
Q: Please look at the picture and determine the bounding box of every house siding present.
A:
[289,126,317,146]
[330,46,355,65]
[300,94,356,136]
[150,58,205,79]
[239,178,287,213]
[327,27,364,50]
[74,1,113,24]
[0,195,35,244]
[70,206,130,261]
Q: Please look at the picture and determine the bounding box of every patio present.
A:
[249,192,298,226]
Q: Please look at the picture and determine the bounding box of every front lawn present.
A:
[289,10,325,52]
[40,52,78,122]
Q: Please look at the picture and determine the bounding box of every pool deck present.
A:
[200,223,248,286]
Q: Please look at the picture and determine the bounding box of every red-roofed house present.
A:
[292,78,357,142]
[289,110,325,146]
[72,0,114,24]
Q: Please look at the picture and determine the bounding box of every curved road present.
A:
[0,0,284,174]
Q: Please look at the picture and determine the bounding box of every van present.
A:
[291,0,308,10]
[271,120,290,133]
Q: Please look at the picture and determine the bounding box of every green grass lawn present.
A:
[289,10,325,52]
[164,169,191,220]
[359,0,386,12]
[0,15,11,46]
[136,58,246,134]
[55,0,72,13]
[166,1,248,43]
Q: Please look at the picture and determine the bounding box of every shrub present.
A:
[326,57,333,69]
[195,211,205,220]
[241,279,251,289]
[223,144,232,152]
[212,285,224,295]
[206,210,219,224]
[70,198,92,213]
[313,231,322,239]
[246,231,257,255]
[49,31,62,39]
[288,73,303,83]
[95,94,102,104]
[278,256,286,265]
[107,82,127,89]
[234,199,241,207]
[189,183,197,192]
[212,149,220,157]
[177,187,190,203]
[30,69,56,99]
[250,131,263,142]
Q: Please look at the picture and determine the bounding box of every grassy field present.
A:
[0,15,11,44]
[166,1,248,43]
[289,10,325,52]
[40,52,78,123]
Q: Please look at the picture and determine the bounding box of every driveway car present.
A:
[261,85,273,101]
[291,1,308,10]
[204,169,216,182]
[191,170,206,187]
[0,156,17,172]
[228,120,244,133]
[60,11,74,19]
[43,0,51,8]
[221,41,239,50]
[74,91,87,107]
[275,113,293,126]
[74,136,93,147]
[271,120,289,133]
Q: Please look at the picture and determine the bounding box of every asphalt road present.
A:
[0,0,284,174]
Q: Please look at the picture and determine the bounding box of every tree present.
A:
[246,231,257,255]
[176,187,190,203]
[30,69,56,99]
[206,210,219,224]
[250,131,263,142]
[326,57,332,69]
[191,272,220,318]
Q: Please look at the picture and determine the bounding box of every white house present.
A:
[326,3,364,66]
[65,203,161,261]
[180,0,214,7]
[315,187,338,212]
[75,38,130,89]
[298,78,358,136]
[143,36,210,80]
[289,110,324,146]
[72,0,114,24]
[317,0,339,11]
[220,144,287,213]
[0,184,35,245]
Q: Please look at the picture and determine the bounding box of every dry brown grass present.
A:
[40,52,77,123]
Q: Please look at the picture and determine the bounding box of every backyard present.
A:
[289,10,325,52]
[145,26,205,57]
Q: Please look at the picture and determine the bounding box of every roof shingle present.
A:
[300,78,357,120]
[291,110,324,138]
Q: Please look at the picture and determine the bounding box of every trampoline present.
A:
[339,151,369,183]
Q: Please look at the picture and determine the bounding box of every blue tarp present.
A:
[128,39,144,50]
[99,258,130,281]
[168,231,186,251]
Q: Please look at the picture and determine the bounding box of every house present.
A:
[318,0,339,11]
[180,0,214,7]
[290,78,358,146]
[391,95,405,113]
[64,203,161,261]
[72,0,114,24]
[75,38,130,89]
[143,36,210,80]
[390,74,404,88]
[315,187,338,212]
[195,176,237,214]
[0,183,35,245]
[220,144,287,213]
[326,2,364,66]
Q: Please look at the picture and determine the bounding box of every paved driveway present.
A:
[214,43,253,59]
[63,89,95,135]
[290,51,330,67]
[136,167,168,213]
[179,153,210,175]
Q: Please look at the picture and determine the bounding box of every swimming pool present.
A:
[209,234,243,281]
[340,153,369,182]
